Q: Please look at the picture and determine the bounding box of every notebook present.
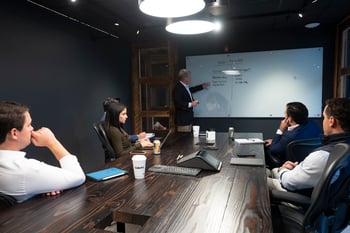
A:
[86,167,128,181]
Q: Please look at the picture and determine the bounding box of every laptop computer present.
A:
[141,129,172,150]
[159,129,172,149]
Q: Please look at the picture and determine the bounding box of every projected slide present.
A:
[186,47,323,118]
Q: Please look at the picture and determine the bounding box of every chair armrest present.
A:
[0,192,17,210]
[270,189,311,208]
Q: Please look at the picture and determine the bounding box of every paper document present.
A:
[235,138,265,144]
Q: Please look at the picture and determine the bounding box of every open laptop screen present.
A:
[142,129,172,150]
[160,129,172,149]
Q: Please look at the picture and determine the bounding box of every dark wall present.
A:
[0,1,338,172]
[172,24,335,138]
[0,2,132,171]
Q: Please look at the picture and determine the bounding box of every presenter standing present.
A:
[172,69,209,132]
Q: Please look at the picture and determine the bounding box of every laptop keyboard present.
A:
[148,164,201,176]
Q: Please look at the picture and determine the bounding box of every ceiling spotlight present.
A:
[139,0,205,18]
[298,12,303,18]
[114,22,119,26]
[166,20,219,35]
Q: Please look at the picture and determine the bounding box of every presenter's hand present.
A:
[202,82,210,89]
[192,100,199,107]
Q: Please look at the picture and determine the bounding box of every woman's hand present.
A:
[140,138,154,148]
[137,132,147,140]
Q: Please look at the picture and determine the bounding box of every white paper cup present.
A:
[132,155,147,179]
[206,130,216,142]
[192,125,200,137]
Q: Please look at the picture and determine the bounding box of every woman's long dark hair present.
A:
[104,102,127,133]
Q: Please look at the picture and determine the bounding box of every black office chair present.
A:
[286,137,322,163]
[93,122,116,163]
[266,137,322,168]
[0,192,16,210]
[271,143,350,233]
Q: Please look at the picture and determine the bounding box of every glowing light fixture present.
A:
[222,70,241,76]
[305,22,320,28]
[139,0,205,18]
[166,20,221,35]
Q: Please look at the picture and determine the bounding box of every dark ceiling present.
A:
[25,0,350,42]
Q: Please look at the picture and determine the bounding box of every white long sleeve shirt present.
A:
[278,149,330,191]
[0,150,86,202]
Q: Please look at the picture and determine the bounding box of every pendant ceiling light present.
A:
[166,19,221,35]
[139,0,205,18]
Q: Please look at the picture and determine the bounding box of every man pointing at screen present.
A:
[173,69,210,132]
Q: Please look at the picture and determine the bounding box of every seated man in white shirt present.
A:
[0,101,86,203]
[267,98,350,195]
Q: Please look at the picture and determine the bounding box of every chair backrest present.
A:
[286,137,322,163]
[0,192,16,210]
[303,143,350,232]
[93,122,116,163]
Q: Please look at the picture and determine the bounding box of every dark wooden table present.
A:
[0,132,272,233]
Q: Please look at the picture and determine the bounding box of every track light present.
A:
[298,11,303,18]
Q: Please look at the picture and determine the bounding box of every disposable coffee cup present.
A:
[131,154,147,179]
[228,127,234,139]
[192,125,200,137]
[206,130,216,141]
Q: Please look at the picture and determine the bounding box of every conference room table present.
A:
[0,132,272,233]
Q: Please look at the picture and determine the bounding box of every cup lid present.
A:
[132,154,146,161]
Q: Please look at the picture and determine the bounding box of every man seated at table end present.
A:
[0,101,86,203]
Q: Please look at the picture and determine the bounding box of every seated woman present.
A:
[102,97,146,143]
[104,101,153,157]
